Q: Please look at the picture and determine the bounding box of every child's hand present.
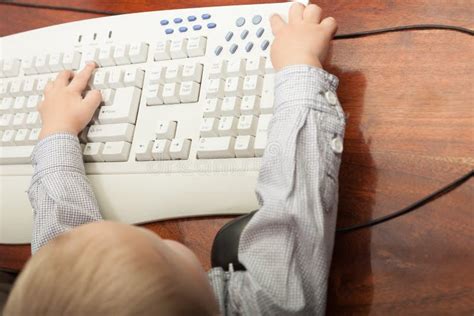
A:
[270,3,337,70]
[38,63,102,140]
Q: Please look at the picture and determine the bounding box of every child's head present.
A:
[4,222,219,315]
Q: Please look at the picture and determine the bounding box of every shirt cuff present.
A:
[31,133,84,182]
[274,65,344,119]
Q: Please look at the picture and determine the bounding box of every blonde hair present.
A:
[4,223,218,315]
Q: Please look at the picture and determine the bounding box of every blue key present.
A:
[207,22,217,29]
[173,17,183,23]
[215,46,223,56]
[160,19,169,26]
[240,29,249,40]
[187,16,197,22]
[193,24,202,31]
[245,42,254,52]
[179,26,188,33]
[261,40,270,50]
[165,28,174,34]
[225,31,234,41]
[252,15,262,25]
[256,27,265,38]
[236,17,246,27]
[229,44,238,54]
[202,13,211,19]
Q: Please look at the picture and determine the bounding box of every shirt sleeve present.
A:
[28,133,103,254]
[228,65,346,315]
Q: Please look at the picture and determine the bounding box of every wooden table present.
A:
[1,0,473,314]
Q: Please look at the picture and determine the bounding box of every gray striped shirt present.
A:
[29,65,346,315]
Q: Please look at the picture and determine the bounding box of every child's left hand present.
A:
[38,63,102,140]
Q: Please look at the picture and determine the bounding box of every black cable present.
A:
[0,0,118,16]
[334,24,474,39]
[1,0,472,233]
[336,170,474,233]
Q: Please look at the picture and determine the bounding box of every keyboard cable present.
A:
[1,0,473,233]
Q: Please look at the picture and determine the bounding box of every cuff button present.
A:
[331,136,344,154]
[325,90,338,106]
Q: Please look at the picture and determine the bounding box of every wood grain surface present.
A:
[1,0,473,314]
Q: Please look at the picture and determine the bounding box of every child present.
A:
[5,3,344,315]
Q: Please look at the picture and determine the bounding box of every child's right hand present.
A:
[270,3,337,71]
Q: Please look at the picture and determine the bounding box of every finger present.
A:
[82,89,102,111]
[44,81,54,94]
[320,17,338,37]
[54,70,74,87]
[270,14,286,35]
[303,4,322,24]
[289,2,305,24]
[68,62,96,92]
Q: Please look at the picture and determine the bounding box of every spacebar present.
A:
[0,146,34,165]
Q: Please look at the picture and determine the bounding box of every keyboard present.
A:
[0,1,297,244]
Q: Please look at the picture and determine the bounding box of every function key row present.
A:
[0,59,22,78]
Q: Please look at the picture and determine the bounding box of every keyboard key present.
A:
[102,141,131,162]
[218,116,238,136]
[14,128,30,145]
[260,74,275,113]
[82,48,99,66]
[0,98,14,113]
[182,63,203,82]
[208,60,227,78]
[179,26,188,33]
[92,70,109,89]
[148,65,166,84]
[235,135,255,158]
[243,75,263,96]
[165,64,182,83]
[169,138,191,160]
[48,52,64,71]
[203,98,221,117]
[13,96,27,112]
[63,51,82,70]
[129,42,149,64]
[162,82,181,104]
[221,97,241,116]
[200,117,219,137]
[187,36,207,57]
[12,112,27,127]
[9,79,23,97]
[83,142,104,162]
[201,13,211,20]
[151,139,171,160]
[240,95,260,115]
[1,129,16,145]
[261,40,270,51]
[0,145,34,164]
[3,59,21,77]
[229,44,238,54]
[226,59,246,77]
[256,27,265,38]
[240,30,249,40]
[206,78,224,98]
[26,111,41,127]
[224,77,243,97]
[257,114,273,132]
[237,115,258,136]
[197,136,235,159]
[245,42,254,53]
[0,81,11,97]
[170,38,188,59]
[207,23,217,29]
[252,15,262,25]
[22,78,37,96]
[155,120,177,139]
[108,69,125,88]
[188,16,197,22]
[235,17,245,27]
[0,113,13,129]
[98,46,116,67]
[123,69,145,88]
[113,44,131,65]
[160,19,169,26]
[214,46,223,56]
[179,81,200,103]
[254,132,267,157]
[225,32,233,41]
[98,86,141,124]
[135,140,154,161]
[165,28,174,35]
[26,95,41,110]
[87,123,135,142]
[193,25,202,31]
[22,57,37,75]
[154,40,171,61]
[173,17,183,24]
[246,57,266,75]
[145,83,163,105]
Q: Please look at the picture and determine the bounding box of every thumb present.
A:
[270,14,286,36]
[320,17,338,38]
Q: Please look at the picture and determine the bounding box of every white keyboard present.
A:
[0,1,296,244]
